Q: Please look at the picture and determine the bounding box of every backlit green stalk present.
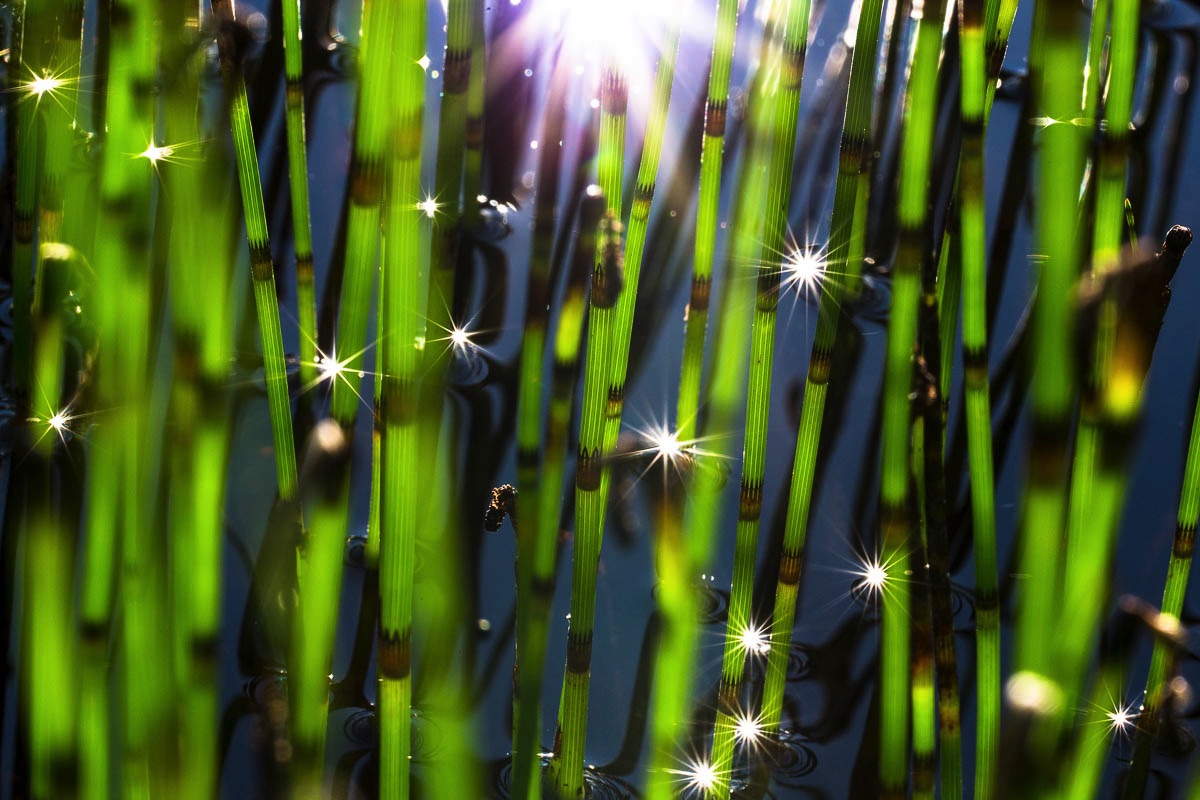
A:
[161,14,233,797]
[956,0,1001,790]
[676,0,740,442]
[213,0,298,499]
[36,0,83,246]
[511,53,572,800]
[878,0,947,790]
[761,0,889,734]
[1130,350,1200,795]
[911,413,936,800]
[25,248,76,800]
[553,206,622,800]
[291,423,352,799]
[1063,0,1137,696]
[10,0,41,397]
[331,0,398,427]
[91,4,163,795]
[603,30,678,509]
[708,0,809,790]
[280,0,317,386]
[463,0,486,214]
[377,5,426,797]
[1013,0,1087,681]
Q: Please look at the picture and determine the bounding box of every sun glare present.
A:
[783,246,827,299]
[665,754,723,795]
[737,621,771,658]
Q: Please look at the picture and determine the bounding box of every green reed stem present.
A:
[761,0,889,735]
[554,205,622,800]
[377,6,426,797]
[280,0,317,387]
[291,423,352,799]
[709,0,809,791]
[331,0,398,427]
[676,0,740,442]
[213,0,297,499]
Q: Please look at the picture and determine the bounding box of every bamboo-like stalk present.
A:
[377,4,426,796]
[708,0,810,791]
[1012,0,1087,680]
[330,0,399,427]
[553,204,622,799]
[212,0,298,499]
[280,0,318,387]
[291,422,352,799]
[760,0,890,734]
[675,0,740,443]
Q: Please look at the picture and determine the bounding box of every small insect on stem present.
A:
[484,484,517,532]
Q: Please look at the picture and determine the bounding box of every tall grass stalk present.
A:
[377,5,427,798]
[761,0,890,735]
[675,0,740,442]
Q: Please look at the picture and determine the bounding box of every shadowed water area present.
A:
[3,0,1200,797]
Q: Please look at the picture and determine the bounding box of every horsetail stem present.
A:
[463,0,486,215]
[212,0,298,499]
[553,203,622,799]
[878,0,949,789]
[708,0,810,791]
[377,4,427,797]
[511,52,572,800]
[331,0,398,427]
[911,410,937,800]
[161,12,234,794]
[1129,325,1200,794]
[291,422,352,799]
[1013,0,1088,681]
[760,0,890,735]
[279,0,318,387]
[675,0,740,443]
[603,29,679,500]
